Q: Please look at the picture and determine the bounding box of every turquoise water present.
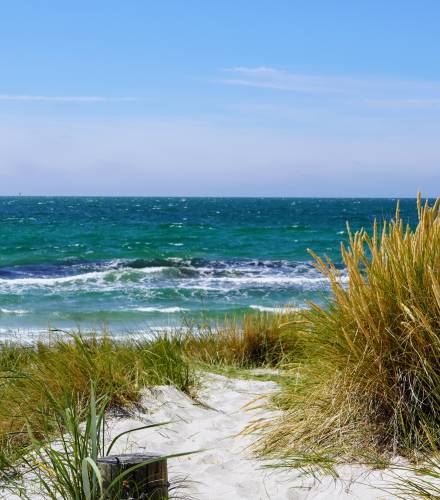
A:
[0,197,419,336]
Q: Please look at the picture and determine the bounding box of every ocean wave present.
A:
[0,258,346,296]
[1,257,341,274]
[249,305,303,313]
[0,308,29,315]
[206,276,332,285]
[183,274,348,288]
[133,307,189,313]
[0,266,167,287]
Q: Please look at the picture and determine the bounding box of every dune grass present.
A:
[0,333,196,475]
[3,383,193,499]
[0,312,296,478]
[183,311,304,369]
[259,195,440,466]
[0,315,299,496]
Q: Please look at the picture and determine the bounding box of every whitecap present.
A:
[134,307,189,313]
[0,308,29,315]
[205,276,334,285]
[0,266,167,287]
[249,305,303,313]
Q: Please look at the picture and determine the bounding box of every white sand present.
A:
[106,373,401,499]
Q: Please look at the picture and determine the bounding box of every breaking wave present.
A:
[0,257,344,292]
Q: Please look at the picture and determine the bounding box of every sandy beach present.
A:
[106,373,400,499]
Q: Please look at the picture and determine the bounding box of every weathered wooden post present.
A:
[97,453,169,499]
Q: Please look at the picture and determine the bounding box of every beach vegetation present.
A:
[3,383,194,499]
[259,195,440,465]
[0,333,196,477]
[183,311,304,369]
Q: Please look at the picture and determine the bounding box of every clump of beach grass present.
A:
[0,312,300,477]
[183,311,304,368]
[259,194,440,466]
[0,333,196,472]
[3,383,194,499]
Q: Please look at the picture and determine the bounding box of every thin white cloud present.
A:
[0,95,136,102]
[217,67,440,107]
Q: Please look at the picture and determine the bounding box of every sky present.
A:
[1,1,440,197]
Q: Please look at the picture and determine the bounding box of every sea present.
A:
[0,197,420,338]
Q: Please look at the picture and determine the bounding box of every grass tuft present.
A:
[259,194,440,465]
[4,383,192,499]
[183,311,304,368]
[0,333,196,471]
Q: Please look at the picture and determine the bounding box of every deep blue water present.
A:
[0,197,420,337]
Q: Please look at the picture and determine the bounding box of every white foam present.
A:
[176,273,348,291]
[249,305,303,313]
[127,266,167,274]
[202,275,345,285]
[133,307,189,313]
[0,308,29,315]
[0,327,178,345]
[0,270,107,286]
[0,266,167,287]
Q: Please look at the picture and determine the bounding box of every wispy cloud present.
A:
[0,95,136,103]
[217,67,440,107]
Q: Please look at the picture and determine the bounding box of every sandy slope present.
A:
[106,373,399,499]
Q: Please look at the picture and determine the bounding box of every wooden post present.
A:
[97,453,169,499]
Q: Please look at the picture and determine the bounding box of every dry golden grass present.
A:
[184,311,304,368]
[0,312,300,474]
[0,333,196,468]
[259,195,440,464]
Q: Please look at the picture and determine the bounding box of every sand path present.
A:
[107,373,398,499]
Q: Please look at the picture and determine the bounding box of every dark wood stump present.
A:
[97,453,168,499]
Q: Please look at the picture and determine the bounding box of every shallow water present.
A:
[0,197,420,336]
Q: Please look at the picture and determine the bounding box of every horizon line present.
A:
[0,194,429,199]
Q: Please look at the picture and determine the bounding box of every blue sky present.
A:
[1,1,440,196]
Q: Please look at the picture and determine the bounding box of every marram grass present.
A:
[0,333,197,472]
[183,311,304,368]
[259,195,440,464]
[0,316,295,496]
[0,314,293,481]
[3,383,195,499]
